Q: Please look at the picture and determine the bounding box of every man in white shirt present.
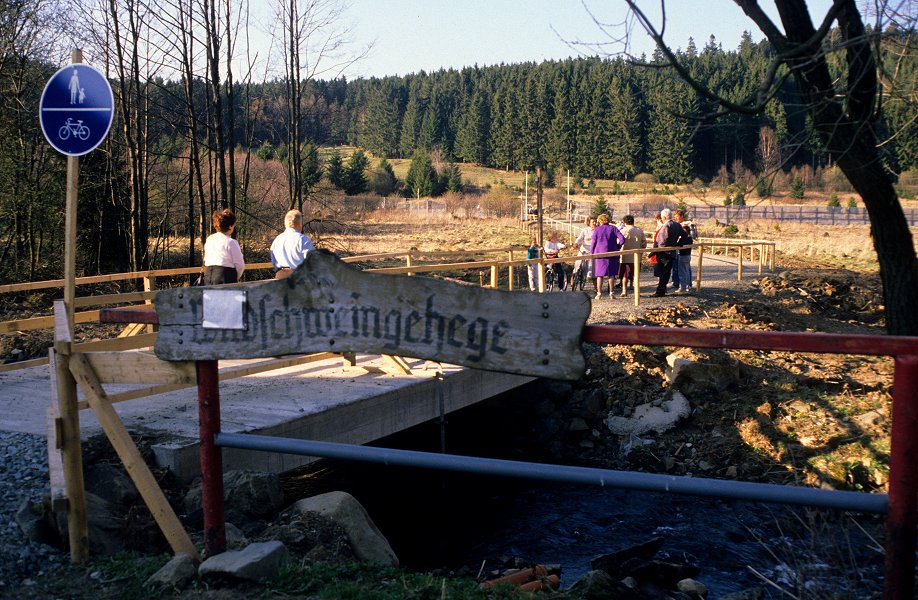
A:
[270,209,315,279]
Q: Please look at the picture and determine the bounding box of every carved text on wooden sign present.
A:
[154,251,589,380]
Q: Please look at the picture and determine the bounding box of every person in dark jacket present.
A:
[652,208,686,297]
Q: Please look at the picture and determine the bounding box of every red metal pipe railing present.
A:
[886,355,918,600]
[98,308,918,597]
[196,359,225,557]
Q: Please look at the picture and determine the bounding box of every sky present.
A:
[338,0,840,80]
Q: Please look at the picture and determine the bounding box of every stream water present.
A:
[284,397,886,598]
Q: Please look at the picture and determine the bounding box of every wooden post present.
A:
[507,251,514,291]
[757,243,764,275]
[633,250,641,307]
[53,301,89,562]
[737,244,744,280]
[536,167,544,250]
[490,264,498,288]
[69,354,200,561]
[405,254,413,277]
[143,274,156,333]
[696,244,704,290]
[537,257,545,293]
[63,49,82,333]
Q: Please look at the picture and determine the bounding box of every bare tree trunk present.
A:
[766,0,918,335]
[203,0,229,208]
[108,0,150,275]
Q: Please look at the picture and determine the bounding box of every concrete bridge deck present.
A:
[0,353,531,480]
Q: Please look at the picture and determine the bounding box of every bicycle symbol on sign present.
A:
[58,118,90,141]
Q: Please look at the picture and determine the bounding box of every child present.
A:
[544,232,567,291]
[526,238,540,291]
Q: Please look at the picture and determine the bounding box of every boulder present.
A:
[567,570,641,599]
[257,510,354,562]
[146,553,198,590]
[198,540,289,582]
[15,498,55,545]
[284,491,398,566]
[607,392,691,435]
[83,462,138,505]
[183,470,284,519]
[666,348,740,396]
[590,537,664,577]
[678,578,709,598]
[622,558,701,587]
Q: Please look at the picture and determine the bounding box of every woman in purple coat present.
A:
[590,213,626,299]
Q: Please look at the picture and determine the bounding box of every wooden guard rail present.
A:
[1,240,775,372]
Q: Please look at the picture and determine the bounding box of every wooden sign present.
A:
[154,251,589,380]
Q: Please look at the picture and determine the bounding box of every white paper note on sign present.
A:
[202,289,247,330]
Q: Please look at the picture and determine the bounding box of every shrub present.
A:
[733,191,746,206]
[847,197,858,208]
[723,223,739,237]
[255,140,275,161]
[755,176,773,198]
[591,196,610,218]
[827,192,841,207]
[790,174,805,199]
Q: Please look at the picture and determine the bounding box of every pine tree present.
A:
[454,89,490,164]
[647,83,694,183]
[605,74,641,180]
[326,150,345,189]
[343,149,369,195]
[546,73,576,176]
[368,159,398,196]
[359,82,402,157]
[405,150,436,198]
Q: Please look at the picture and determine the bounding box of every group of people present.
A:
[527,207,697,298]
[652,208,697,297]
[201,208,315,285]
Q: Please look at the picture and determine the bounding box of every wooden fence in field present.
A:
[599,203,918,227]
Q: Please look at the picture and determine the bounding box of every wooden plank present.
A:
[89,352,339,409]
[52,301,88,562]
[384,354,413,375]
[74,333,157,353]
[117,322,146,338]
[80,352,196,384]
[154,251,589,380]
[69,353,200,561]
[1,309,101,334]
[0,356,49,373]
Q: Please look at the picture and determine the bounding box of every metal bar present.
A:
[215,432,889,514]
[197,360,225,556]
[100,307,158,324]
[885,355,918,600]
[582,324,918,357]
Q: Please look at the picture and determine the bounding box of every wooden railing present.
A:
[0,240,775,371]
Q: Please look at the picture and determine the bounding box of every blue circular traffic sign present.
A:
[39,63,114,156]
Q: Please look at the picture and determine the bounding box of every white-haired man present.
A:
[270,209,315,279]
[652,208,687,297]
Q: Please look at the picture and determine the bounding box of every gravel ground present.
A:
[0,432,67,591]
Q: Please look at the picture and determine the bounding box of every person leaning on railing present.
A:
[270,209,315,279]
[202,209,245,285]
